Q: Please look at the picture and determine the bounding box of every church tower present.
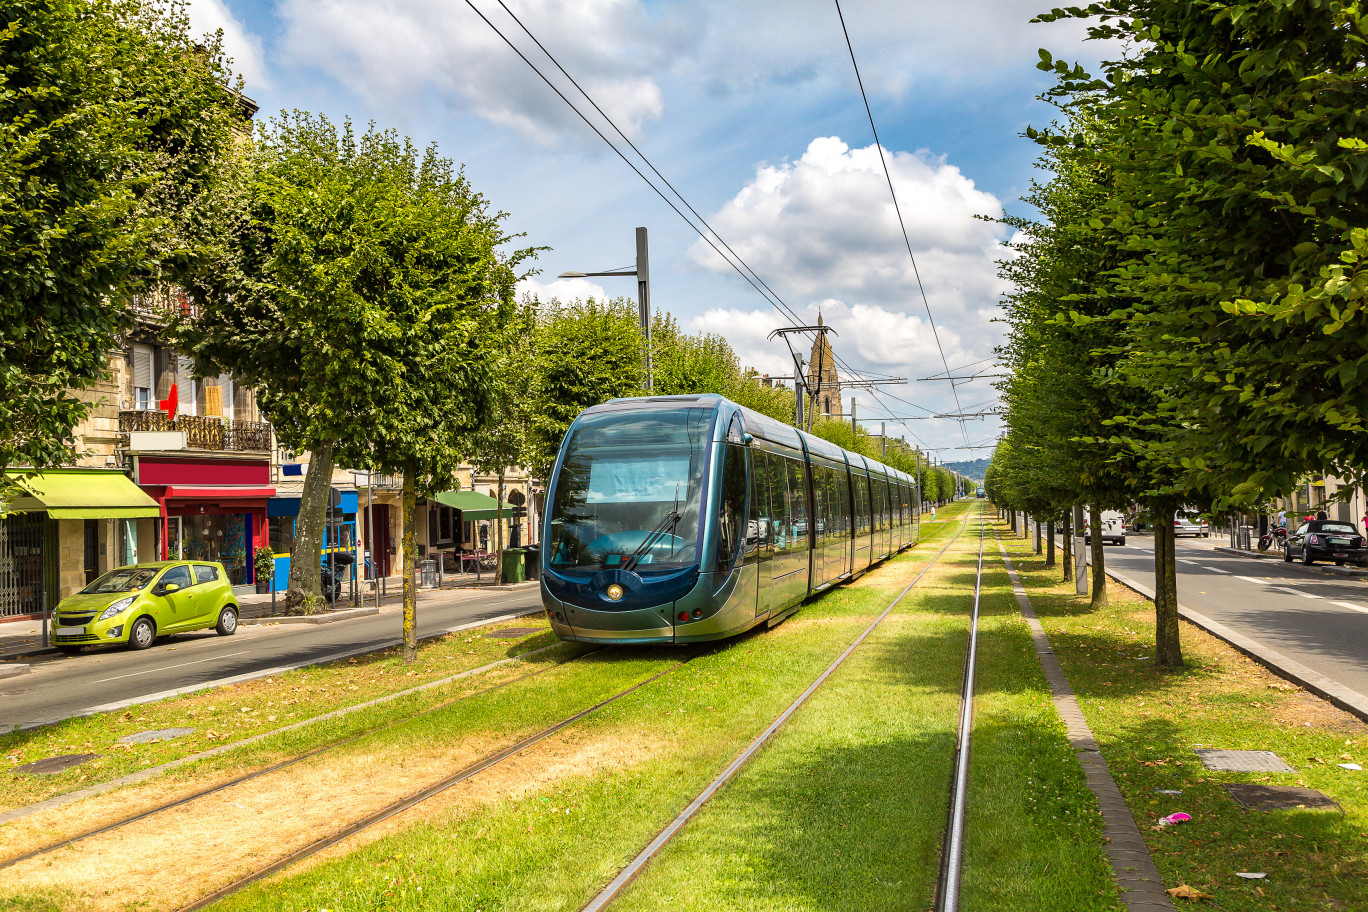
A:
[806,313,842,421]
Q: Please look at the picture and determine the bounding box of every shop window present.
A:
[182,513,249,585]
[269,516,295,555]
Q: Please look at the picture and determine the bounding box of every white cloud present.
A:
[688,135,1009,324]
[187,0,270,90]
[279,0,691,144]
[517,276,609,304]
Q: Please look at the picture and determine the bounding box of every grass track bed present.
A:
[1000,527,1368,910]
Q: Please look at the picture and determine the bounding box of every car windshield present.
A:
[81,567,158,594]
[1312,522,1358,535]
[547,407,713,573]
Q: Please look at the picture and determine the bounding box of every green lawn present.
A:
[1001,530,1368,910]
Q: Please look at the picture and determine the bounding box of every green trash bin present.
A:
[500,548,526,584]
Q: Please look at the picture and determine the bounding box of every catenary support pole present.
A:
[1073,503,1087,595]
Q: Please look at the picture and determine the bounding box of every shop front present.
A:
[131,456,273,589]
[267,491,358,591]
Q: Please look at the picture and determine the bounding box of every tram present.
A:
[539,394,921,644]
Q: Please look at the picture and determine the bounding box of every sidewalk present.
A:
[0,579,540,661]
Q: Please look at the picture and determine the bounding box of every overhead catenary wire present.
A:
[465,0,947,416]
[831,0,971,446]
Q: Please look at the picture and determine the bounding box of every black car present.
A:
[1284,520,1367,566]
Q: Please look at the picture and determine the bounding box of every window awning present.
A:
[3,468,161,519]
[430,489,516,522]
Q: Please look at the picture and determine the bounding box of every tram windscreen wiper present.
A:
[623,510,681,572]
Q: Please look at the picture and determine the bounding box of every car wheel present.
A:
[216,607,238,636]
[128,617,156,650]
[1120,537,1126,545]
[1284,547,1293,563]
[1302,548,1315,566]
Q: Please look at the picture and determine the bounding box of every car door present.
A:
[155,564,196,631]
[192,564,225,626]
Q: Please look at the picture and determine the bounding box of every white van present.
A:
[1083,510,1127,545]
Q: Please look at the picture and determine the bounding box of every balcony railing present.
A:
[119,411,272,452]
[128,287,199,323]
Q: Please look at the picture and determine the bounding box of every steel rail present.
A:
[0,643,593,871]
[173,653,704,912]
[580,509,975,912]
[936,512,986,912]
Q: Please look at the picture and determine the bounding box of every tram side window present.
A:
[854,474,870,533]
[835,467,851,535]
[873,478,888,531]
[716,443,747,571]
[746,450,770,564]
[765,453,791,553]
[786,458,808,542]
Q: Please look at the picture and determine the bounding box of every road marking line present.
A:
[1235,576,1270,585]
[1268,587,1321,600]
[1332,600,1368,614]
[1198,566,1230,573]
[93,652,249,683]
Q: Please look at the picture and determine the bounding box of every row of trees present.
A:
[990,0,1368,667]
[7,1,974,661]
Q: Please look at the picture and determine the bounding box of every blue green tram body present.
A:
[540,395,921,644]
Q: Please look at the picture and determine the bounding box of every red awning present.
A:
[162,486,277,499]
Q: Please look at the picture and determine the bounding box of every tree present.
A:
[1,0,238,488]
[184,115,533,652]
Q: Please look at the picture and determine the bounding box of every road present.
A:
[0,586,543,732]
[1096,534,1368,701]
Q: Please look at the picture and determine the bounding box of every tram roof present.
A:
[597,395,915,486]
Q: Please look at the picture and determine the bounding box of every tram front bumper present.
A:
[542,581,675,644]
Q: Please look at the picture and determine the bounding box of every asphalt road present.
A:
[1096,535,1368,700]
[0,586,543,731]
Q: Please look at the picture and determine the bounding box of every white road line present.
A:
[1268,587,1321,600]
[1332,600,1368,614]
[93,652,249,684]
[1235,576,1270,585]
[1198,566,1230,573]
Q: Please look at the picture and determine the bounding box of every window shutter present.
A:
[132,345,153,391]
[177,356,195,415]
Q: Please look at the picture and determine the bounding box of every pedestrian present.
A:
[1315,509,1328,521]
[1275,509,1286,529]
[1362,511,1368,536]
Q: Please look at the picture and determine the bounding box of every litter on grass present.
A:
[1235,872,1267,880]
[1158,812,1192,826]
[1339,763,1362,770]
[1154,788,1183,795]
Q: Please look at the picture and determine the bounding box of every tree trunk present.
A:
[285,441,334,615]
[1046,521,1056,568]
[1152,500,1184,667]
[1089,504,1108,608]
[1061,512,1072,580]
[495,471,506,584]
[402,464,417,663]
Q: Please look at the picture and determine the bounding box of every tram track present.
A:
[579,506,981,912]
[4,514,975,912]
[0,641,594,871]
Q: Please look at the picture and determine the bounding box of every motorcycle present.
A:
[321,553,355,604]
[1257,527,1289,552]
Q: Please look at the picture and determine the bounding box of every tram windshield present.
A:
[547,407,712,573]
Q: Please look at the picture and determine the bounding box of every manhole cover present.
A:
[12,753,101,775]
[483,627,545,639]
[1195,749,1295,772]
[1225,783,1340,812]
[118,727,195,745]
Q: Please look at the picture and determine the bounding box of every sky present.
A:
[188,0,1112,458]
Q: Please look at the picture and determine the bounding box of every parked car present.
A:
[1084,510,1127,545]
[1173,516,1210,537]
[1284,520,1367,566]
[52,561,240,653]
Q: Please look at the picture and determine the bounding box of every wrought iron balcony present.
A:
[128,287,199,324]
[118,411,272,452]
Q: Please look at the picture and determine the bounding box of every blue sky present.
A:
[190,0,1109,457]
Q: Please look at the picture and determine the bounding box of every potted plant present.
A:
[253,546,275,594]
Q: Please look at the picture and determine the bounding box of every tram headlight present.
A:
[605,583,624,601]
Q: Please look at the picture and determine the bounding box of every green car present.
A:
[53,561,240,653]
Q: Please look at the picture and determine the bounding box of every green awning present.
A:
[4,468,160,519]
[431,489,516,522]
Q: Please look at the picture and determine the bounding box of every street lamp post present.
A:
[559,226,652,391]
